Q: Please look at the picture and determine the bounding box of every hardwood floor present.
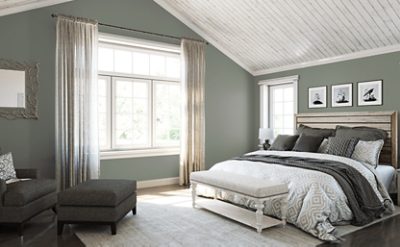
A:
[1,185,399,247]
[0,210,84,247]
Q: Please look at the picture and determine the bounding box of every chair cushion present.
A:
[4,179,56,206]
[58,179,136,207]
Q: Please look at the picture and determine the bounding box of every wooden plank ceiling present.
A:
[155,0,400,75]
[0,0,72,16]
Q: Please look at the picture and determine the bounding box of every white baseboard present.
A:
[137,177,179,189]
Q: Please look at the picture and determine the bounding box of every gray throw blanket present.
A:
[234,154,386,226]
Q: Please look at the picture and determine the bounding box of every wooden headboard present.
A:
[295,111,398,169]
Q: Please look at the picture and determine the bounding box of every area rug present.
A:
[74,188,400,247]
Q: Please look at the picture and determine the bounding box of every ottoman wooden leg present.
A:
[57,222,64,235]
[132,206,136,215]
[17,223,24,236]
[110,223,117,235]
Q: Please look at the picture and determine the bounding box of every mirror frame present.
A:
[0,59,39,120]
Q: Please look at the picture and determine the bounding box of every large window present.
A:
[259,76,298,137]
[98,34,181,158]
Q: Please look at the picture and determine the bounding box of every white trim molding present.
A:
[254,44,400,76]
[99,32,180,53]
[138,177,179,189]
[258,75,299,86]
[0,0,73,17]
[100,148,180,160]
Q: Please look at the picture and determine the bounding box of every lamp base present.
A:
[259,140,270,150]
[263,140,271,150]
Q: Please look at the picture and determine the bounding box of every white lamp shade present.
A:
[259,128,274,141]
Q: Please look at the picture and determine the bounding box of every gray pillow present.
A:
[292,134,324,153]
[269,135,299,151]
[0,152,17,181]
[335,126,387,141]
[351,140,384,168]
[326,137,359,158]
[317,138,329,153]
[297,124,335,138]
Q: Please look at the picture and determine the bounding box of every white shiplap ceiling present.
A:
[155,0,400,75]
[0,0,72,17]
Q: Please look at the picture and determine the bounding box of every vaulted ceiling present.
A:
[155,0,400,75]
[0,0,72,17]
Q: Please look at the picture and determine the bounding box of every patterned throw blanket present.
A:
[234,154,386,226]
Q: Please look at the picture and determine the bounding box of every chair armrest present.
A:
[0,179,6,206]
[15,168,39,179]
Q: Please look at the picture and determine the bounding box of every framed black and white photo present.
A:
[357,80,382,106]
[308,86,327,108]
[331,83,352,107]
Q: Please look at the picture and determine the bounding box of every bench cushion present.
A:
[58,179,136,207]
[4,179,56,206]
[190,171,288,198]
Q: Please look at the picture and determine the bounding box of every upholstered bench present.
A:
[190,170,288,233]
[57,179,137,235]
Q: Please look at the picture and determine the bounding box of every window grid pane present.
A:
[154,81,181,147]
[114,79,150,148]
[269,83,295,137]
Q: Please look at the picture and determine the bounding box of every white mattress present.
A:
[375,164,395,191]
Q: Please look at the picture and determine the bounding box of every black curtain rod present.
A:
[51,14,208,45]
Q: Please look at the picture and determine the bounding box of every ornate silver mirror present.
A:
[0,59,39,119]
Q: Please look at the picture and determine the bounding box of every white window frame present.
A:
[98,33,181,160]
[259,75,299,132]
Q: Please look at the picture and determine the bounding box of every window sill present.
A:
[100,148,180,160]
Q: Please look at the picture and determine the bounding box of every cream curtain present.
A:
[55,15,99,190]
[179,39,206,186]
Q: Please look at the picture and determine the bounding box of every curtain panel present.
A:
[179,39,206,186]
[55,15,99,191]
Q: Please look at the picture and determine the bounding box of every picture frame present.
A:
[357,80,382,106]
[331,83,352,107]
[308,86,327,108]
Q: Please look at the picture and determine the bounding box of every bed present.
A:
[200,111,398,241]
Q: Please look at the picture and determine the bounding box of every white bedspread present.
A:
[201,150,394,241]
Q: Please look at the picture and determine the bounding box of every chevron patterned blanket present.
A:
[203,151,394,241]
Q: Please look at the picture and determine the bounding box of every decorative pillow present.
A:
[292,134,324,153]
[335,126,387,141]
[317,138,329,153]
[326,137,359,158]
[0,152,17,181]
[297,124,335,138]
[269,135,299,151]
[351,140,384,168]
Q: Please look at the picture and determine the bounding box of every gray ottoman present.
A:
[57,179,136,235]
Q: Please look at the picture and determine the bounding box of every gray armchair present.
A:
[0,168,57,236]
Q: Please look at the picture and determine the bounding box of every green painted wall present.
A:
[255,52,400,158]
[0,0,255,180]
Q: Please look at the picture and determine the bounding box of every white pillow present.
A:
[351,140,384,168]
[0,152,17,181]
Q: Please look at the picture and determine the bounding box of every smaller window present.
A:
[259,75,298,137]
